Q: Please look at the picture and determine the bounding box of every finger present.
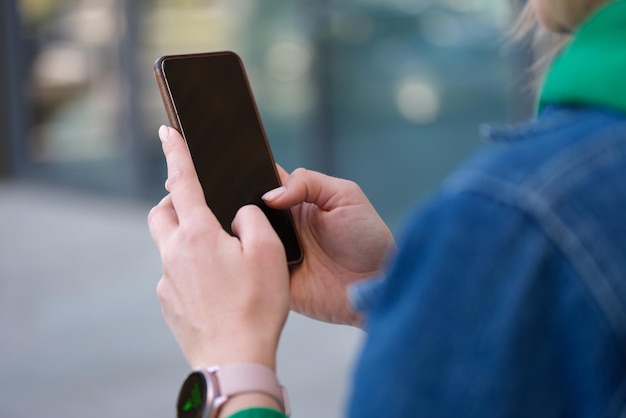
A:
[148,194,178,247]
[262,168,359,211]
[231,205,286,263]
[159,126,219,228]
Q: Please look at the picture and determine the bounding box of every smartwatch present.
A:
[176,363,290,418]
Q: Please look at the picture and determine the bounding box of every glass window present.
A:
[17,0,132,191]
[12,0,520,227]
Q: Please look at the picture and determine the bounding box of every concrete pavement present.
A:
[0,181,363,418]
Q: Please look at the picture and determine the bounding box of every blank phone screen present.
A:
[158,52,302,264]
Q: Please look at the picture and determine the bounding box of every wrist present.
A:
[187,327,282,371]
[189,339,278,371]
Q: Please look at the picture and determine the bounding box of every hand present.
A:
[263,168,396,327]
[148,126,290,371]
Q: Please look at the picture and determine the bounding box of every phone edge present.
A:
[153,56,183,134]
[231,52,304,266]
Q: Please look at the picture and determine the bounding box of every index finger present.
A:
[159,126,214,223]
[264,168,362,211]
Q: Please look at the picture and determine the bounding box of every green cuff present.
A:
[227,407,288,418]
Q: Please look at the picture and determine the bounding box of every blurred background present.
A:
[0,0,532,417]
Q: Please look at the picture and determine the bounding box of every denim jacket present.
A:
[348,105,626,417]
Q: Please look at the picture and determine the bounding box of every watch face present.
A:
[177,372,207,418]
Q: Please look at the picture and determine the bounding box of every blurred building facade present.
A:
[0,0,528,232]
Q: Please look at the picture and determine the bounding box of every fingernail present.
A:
[158,125,170,143]
[262,187,286,201]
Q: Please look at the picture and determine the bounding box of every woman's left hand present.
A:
[147,126,290,371]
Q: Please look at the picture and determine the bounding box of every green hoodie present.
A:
[539,0,626,114]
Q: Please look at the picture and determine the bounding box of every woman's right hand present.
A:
[263,168,396,328]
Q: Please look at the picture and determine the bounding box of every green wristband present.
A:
[227,407,288,418]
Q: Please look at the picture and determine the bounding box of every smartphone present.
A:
[154,51,303,265]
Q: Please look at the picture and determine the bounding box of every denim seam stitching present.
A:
[444,172,626,356]
[525,126,626,303]
[527,122,626,200]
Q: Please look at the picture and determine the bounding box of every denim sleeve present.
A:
[348,190,626,418]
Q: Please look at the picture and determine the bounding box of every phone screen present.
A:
[155,52,302,265]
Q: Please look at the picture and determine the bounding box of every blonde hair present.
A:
[511,2,570,90]
[511,0,611,88]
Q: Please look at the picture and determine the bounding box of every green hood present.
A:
[538,0,626,114]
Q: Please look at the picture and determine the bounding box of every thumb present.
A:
[262,168,360,211]
[231,205,286,262]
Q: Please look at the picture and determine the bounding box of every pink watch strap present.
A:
[212,363,289,415]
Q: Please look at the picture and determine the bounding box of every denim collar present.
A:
[481,105,626,143]
[538,0,626,115]
[481,106,578,142]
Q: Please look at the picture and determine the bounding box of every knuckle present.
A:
[234,205,285,259]
[290,167,309,179]
[287,167,312,194]
[147,205,159,224]
[343,179,362,193]
[156,277,168,303]
[238,204,258,217]
[231,205,254,232]
[178,217,212,243]
[176,224,198,244]
[165,169,184,190]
